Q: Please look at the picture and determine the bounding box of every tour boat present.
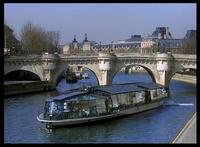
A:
[82,73,89,79]
[65,69,78,83]
[37,82,169,129]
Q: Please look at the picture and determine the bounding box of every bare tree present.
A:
[44,31,60,53]
[4,24,22,55]
[21,22,42,54]
[20,22,60,54]
[52,31,60,52]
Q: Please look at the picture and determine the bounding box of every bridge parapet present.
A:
[41,53,59,59]
[172,54,196,60]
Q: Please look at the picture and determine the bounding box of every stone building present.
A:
[152,27,172,39]
[62,34,92,54]
[184,30,196,39]
[82,34,91,52]
[62,27,195,55]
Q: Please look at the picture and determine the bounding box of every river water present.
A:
[4,71,196,143]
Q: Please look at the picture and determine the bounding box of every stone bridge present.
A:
[4,52,196,89]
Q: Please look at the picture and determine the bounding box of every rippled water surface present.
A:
[4,71,196,143]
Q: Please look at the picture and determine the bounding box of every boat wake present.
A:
[177,103,194,106]
[163,100,194,106]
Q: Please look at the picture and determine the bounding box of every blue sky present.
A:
[4,3,196,45]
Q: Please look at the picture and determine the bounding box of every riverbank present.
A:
[4,73,196,97]
[172,113,196,143]
[125,72,196,84]
[172,73,196,84]
[4,81,55,97]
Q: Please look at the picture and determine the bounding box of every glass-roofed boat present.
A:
[37,82,169,129]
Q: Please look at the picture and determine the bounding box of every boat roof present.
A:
[136,82,165,90]
[47,82,165,101]
[47,91,87,101]
[94,83,144,95]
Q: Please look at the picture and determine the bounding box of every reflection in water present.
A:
[4,71,196,143]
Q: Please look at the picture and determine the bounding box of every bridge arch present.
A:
[111,64,156,84]
[54,64,100,86]
[177,68,196,75]
[4,69,42,81]
[168,65,196,85]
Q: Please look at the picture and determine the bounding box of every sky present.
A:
[4,3,196,45]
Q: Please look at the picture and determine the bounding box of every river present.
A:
[4,71,196,143]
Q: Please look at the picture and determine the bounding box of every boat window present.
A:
[105,97,112,113]
[48,101,63,115]
[89,106,98,116]
[151,90,157,98]
[157,88,163,95]
[49,101,58,114]
[136,92,145,103]
[130,92,136,97]
[95,99,107,114]
[145,90,151,103]
[44,101,50,116]
[111,95,118,108]
[117,93,129,105]
[155,88,167,98]
[161,88,167,95]
[130,92,137,104]
[127,93,134,105]
[64,102,70,112]
[82,108,90,117]
[64,98,107,118]
[150,88,167,100]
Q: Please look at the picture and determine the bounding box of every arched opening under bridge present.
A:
[4,70,41,81]
[112,64,156,84]
[168,67,196,98]
[55,66,100,93]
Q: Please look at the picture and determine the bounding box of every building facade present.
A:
[152,27,172,39]
[62,34,92,54]
[184,30,196,39]
[61,27,195,55]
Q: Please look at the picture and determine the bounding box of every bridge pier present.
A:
[97,51,117,85]
[42,53,60,88]
[98,70,113,85]
[155,71,170,86]
[155,52,174,86]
